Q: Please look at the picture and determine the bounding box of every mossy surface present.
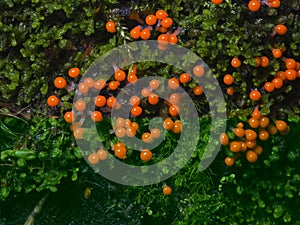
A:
[1,1,300,224]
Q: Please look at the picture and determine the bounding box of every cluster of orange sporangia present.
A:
[106,9,182,50]
[211,0,294,101]
[47,61,206,159]
[47,63,179,194]
[47,68,80,108]
[220,23,299,108]
[229,54,300,102]
[220,107,289,166]
[248,0,280,11]
[221,57,241,96]
[212,0,280,8]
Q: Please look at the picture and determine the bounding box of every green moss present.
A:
[1,1,300,224]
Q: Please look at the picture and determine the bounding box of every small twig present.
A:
[0,108,29,124]
[24,192,50,225]
[83,180,103,188]
[0,163,14,167]
[15,103,32,118]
